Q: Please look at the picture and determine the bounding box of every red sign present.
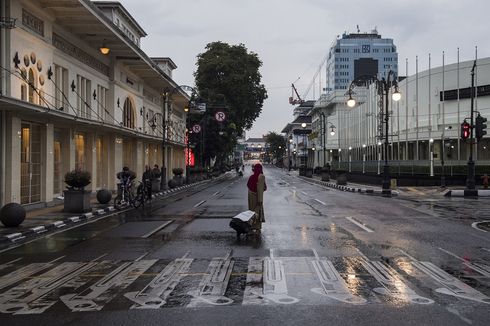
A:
[185,148,195,166]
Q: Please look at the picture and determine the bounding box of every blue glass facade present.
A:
[326,31,398,92]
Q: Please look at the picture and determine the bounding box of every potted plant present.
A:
[321,163,331,181]
[305,167,313,178]
[172,167,184,186]
[335,169,348,185]
[299,164,306,176]
[63,169,91,213]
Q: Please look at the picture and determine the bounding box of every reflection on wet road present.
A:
[0,167,488,325]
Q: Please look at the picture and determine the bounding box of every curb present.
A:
[445,189,490,197]
[297,176,397,197]
[0,176,224,247]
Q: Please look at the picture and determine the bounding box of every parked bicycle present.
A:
[114,180,146,210]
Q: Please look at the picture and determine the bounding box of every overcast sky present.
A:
[119,0,490,138]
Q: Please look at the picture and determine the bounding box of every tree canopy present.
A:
[264,131,286,162]
[193,42,268,165]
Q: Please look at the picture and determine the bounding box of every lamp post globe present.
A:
[392,91,401,102]
[347,98,356,108]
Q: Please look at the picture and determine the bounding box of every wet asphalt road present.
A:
[0,165,489,325]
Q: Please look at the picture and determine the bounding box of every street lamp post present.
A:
[429,138,434,177]
[288,136,293,171]
[362,144,366,174]
[301,122,307,168]
[377,142,382,175]
[348,146,352,172]
[347,70,401,197]
[319,112,336,167]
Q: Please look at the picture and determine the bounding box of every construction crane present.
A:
[289,53,329,105]
[289,81,303,105]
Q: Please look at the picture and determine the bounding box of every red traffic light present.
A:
[461,120,471,140]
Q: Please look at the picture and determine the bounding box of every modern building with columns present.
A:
[0,0,190,207]
[309,55,490,175]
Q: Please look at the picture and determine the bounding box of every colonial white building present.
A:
[310,56,490,174]
[0,0,190,207]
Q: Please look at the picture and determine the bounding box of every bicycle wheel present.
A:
[131,186,144,208]
[114,194,124,210]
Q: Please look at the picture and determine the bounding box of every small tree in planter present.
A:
[321,163,331,181]
[64,170,91,213]
[172,168,184,186]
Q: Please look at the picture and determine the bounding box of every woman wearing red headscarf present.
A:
[247,163,267,231]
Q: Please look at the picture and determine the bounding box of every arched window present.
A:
[123,97,135,129]
[28,68,37,104]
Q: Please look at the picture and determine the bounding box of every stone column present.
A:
[5,114,21,203]
[42,123,54,202]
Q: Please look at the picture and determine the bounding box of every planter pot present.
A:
[173,175,184,186]
[336,174,347,185]
[299,168,306,176]
[63,189,91,213]
[321,172,330,181]
[96,189,112,204]
[151,179,161,192]
[168,179,177,188]
[0,203,26,227]
[305,168,313,178]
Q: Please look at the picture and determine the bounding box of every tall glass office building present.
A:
[326,29,398,92]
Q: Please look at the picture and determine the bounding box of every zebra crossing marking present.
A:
[243,249,299,305]
[61,259,156,312]
[124,253,193,309]
[0,261,98,314]
[187,250,234,306]
[0,248,489,314]
[356,250,433,305]
[401,250,490,305]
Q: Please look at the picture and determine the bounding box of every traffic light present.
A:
[475,114,487,141]
[461,120,471,140]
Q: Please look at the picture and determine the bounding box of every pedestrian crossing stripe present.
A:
[0,250,488,314]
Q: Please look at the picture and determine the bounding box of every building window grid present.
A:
[54,65,68,110]
[77,75,91,119]
[96,85,108,122]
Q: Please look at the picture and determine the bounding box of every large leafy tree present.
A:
[265,132,286,162]
[193,42,268,166]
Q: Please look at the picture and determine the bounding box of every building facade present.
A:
[0,0,190,207]
[326,29,398,92]
[311,55,490,174]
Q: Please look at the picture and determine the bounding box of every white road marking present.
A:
[135,252,149,261]
[212,191,220,196]
[3,258,22,265]
[438,247,490,278]
[301,191,308,196]
[243,251,299,306]
[471,221,488,233]
[483,248,490,253]
[345,216,374,233]
[141,220,174,238]
[194,200,206,207]
[0,262,98,314]
[91,254,108,262]
[314,199,326,206]
[188,250,234,306]
[358,253,433,305]
[401,252,490,304]
[125,255,193,309]
[61,260,156,312]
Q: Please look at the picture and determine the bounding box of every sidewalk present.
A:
[0,178,218,248]
[285,169,453,199]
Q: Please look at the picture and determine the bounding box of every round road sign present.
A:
[215,111,226,122]
[192,124,201,133]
